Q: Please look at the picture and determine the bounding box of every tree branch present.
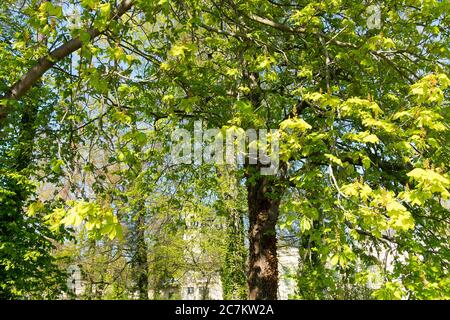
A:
[0,0,135,122]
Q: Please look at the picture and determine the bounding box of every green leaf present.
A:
[50,159,65,173]
[81,0,98,10]
[280,117,312,131]
[79,31,91,43]
[99,3,111,17]
[169,44,189,58]
[330,254,339,266]
[325,154,344,167]
[362,156,371,169]
[300,216,312,231]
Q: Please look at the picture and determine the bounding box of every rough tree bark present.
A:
[246,166,283,300]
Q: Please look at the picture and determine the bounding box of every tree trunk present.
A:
[133,211,148,299]
[218,166,247,299]
[13,103,38,172]
[246,167,282,300]
[241,62,285,299]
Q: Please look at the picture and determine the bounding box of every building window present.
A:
[190,221,200,228]
[187,287,194,295]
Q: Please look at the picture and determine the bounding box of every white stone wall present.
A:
[277,247,300,300]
